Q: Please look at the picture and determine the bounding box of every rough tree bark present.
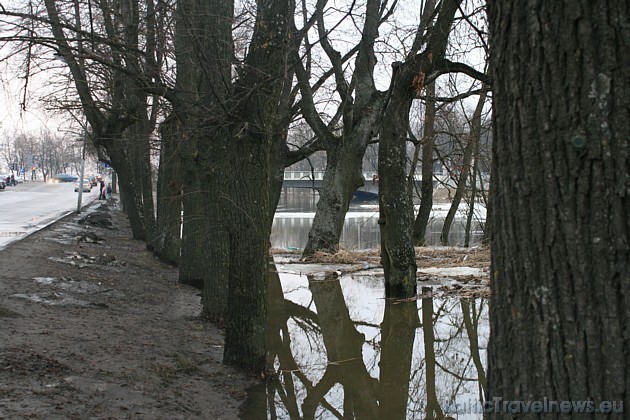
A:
[171,0,231,322]
[487,1,629,416]
[154,115,182,265]
[221,0,295,373]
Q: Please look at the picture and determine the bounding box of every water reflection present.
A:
[243,265,489,419]
[272,189,484,250]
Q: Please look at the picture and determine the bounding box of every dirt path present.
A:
[0,201,255,419]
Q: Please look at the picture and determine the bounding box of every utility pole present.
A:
[76,120,88,214]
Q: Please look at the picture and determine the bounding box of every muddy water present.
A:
[271,189,485,250]
[242,267,489,419]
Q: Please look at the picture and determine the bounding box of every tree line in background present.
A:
[2,0,627,414]
[0,130,85,180]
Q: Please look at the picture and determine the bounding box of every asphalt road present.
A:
[0,181,97,250]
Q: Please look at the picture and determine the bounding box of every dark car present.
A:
[0,178,5,190]
[48,173,79,183]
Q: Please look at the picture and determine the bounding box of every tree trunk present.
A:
[378,65,417,298]
[108,145,147,240]
[171,0,233,318]
[179,182,209,290]
[487,1,629,416]
[464,143,480,247]
[221,0,294,373]
[378,0,461,298]
[440,88,487,245]
[413,82,436,245]
[221,135,272,372]
[300,0,384,257]
[127,123,156,249]
[303,141,366,256]
[154,115,182,265]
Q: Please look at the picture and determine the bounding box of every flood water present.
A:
[243,266,488,419]
[247,190,489,419]
[271,189,485,250]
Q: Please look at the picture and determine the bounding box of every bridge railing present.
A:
[283,171,325,181]
[283,170,439,183]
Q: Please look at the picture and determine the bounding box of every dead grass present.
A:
[304,249,380,264]
[415,246,490,269]
[276,245,490,270]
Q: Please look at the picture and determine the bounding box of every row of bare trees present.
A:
[0,0,489,372]
[3,0,625,412]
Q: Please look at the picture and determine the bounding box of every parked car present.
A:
[74,179,92,192]
[49,173,78,183]
[0,178,5,190]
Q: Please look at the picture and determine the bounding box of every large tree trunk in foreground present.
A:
[171,0,232,320]
[487,1,629,416]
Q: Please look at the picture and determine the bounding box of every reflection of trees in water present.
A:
[252,265,488,419]
[409,298,488,418]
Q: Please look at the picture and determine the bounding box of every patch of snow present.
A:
[418,267,486,277]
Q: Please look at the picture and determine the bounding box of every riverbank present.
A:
[0,201,255,419]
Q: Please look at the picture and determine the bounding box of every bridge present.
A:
[282,171,437,201]
[282,171,379,192]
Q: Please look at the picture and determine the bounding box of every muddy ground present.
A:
[0,202,256,419]
[0,200,490,419]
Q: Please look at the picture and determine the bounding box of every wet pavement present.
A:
[0,181,97,250]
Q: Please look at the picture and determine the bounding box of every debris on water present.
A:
[78,212,113,229]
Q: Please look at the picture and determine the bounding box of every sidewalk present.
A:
[0,201,254,419]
